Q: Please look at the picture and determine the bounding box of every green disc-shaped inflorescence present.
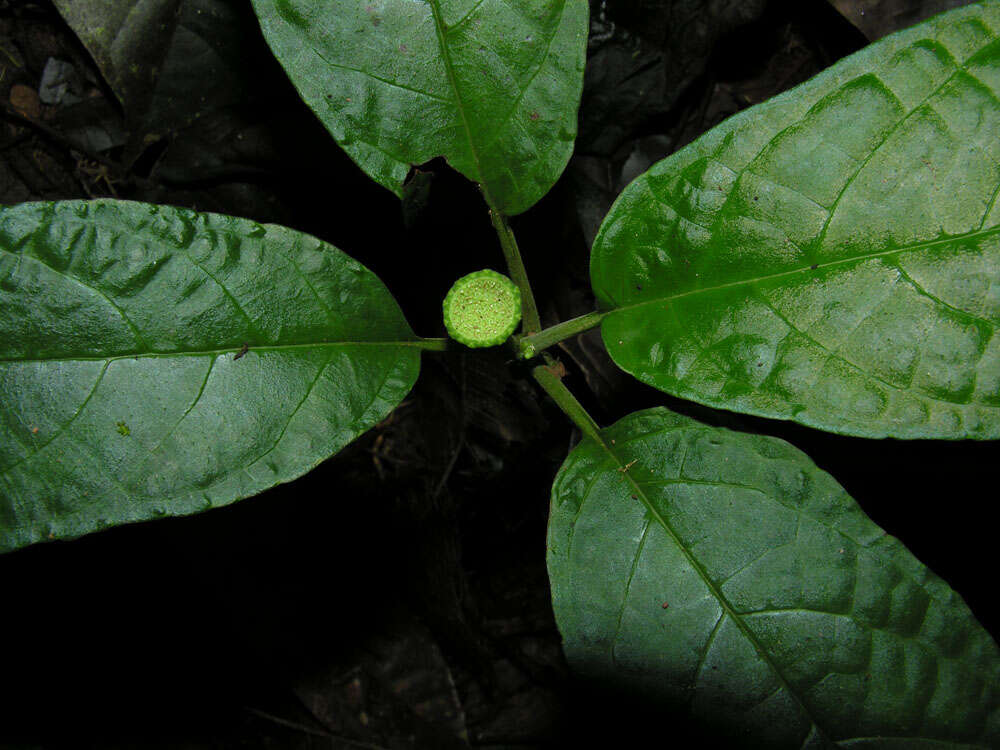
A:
[443,270,522,348]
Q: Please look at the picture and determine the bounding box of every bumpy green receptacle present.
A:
[443,270,522,348]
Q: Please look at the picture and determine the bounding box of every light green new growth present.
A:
[443,270,522,348]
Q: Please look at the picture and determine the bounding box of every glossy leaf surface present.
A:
[592,2,1000,438]
[251,0,589,215]
[548,407,1000,747]
[0,200,421,553]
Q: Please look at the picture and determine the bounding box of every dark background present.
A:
[0,0,995,747]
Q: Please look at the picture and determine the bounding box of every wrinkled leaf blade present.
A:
[250,0,589,215]
[548,407,1000,747]
[0,200,421,553]
[591,2,1000,438]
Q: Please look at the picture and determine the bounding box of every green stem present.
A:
[531,365,603,445]
[517,311,606,359]
[417,337,451,351]
[489,210,542,335]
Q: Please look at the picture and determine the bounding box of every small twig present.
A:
[617,459,637,473]
[1,102,120,171]
[244,706,390,750]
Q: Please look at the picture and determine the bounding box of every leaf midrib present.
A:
[601,224,1000,317]
[426,0,495,207]
[584,427,831,744]
[598,18,999,316]
[0,340,432,365]
[579,419,1000,746]
[610,423,972,619]
[1,343,407,510]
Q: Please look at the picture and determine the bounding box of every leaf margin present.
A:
[0,198,425,553]
[547,405,1000,747]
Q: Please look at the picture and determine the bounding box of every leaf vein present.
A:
[450,0,488,30]
[689,612,725,694]
[427,0,492,205]
[1,246,151,351]
[815,55,981,251]
[148,356,216,454]
[0,360,110,478]
[979,179,1000,230]
[480,1,565,152]
[610,226,1000,318]
[172,244,267,342]
[610,518,651,669]
[244,348,339,471]
[1,341,427,364]
[592,437,831,741]
[755,289,916,397]
[312,49,452,103]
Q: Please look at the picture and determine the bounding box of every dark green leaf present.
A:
[0,200,421,553]
[592,2,1000,438]
[50,0,276,127]
[42,0,319,225]
[49,0,182,115]
[548,407,1000,747]
[250,0,589,215]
